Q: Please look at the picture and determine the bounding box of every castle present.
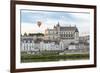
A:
[44,22,79,49]
[21,23,80,54]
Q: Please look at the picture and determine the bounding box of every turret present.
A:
[57,22,60,27]
[74,27,79,43]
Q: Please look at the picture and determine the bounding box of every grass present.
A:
[21,52,89,63]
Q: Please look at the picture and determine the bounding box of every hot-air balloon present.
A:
[37,21,42,27]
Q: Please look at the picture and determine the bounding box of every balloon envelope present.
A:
[37,21,41,27]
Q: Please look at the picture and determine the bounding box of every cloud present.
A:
[21,10,90,36]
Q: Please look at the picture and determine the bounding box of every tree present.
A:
[24,32,27,36]
[28,33,44,36]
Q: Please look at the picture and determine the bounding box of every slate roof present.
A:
[54,23,79,32]
[60,26,78,32]
[69,42,79,45]
[21,38,33,43]
[43,40,59,44]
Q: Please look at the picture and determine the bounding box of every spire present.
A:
[54,25,56,28]
[74,25,78,32]
[57,22,60,27]
[75,28,79,32]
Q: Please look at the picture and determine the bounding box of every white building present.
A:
[21,37,39,52]
[40,40,64,51]
[21,38,65,53]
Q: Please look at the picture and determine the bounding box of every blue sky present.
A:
[21,9,90,36]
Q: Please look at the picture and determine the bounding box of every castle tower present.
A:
[74,27,79,43]
[56,22,60,40]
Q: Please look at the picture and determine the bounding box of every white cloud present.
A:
[21,22,48,34]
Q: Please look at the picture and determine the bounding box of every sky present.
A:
[21,9,90,36]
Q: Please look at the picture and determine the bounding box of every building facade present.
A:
[21,23,80,53]
[45,23,79,49]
